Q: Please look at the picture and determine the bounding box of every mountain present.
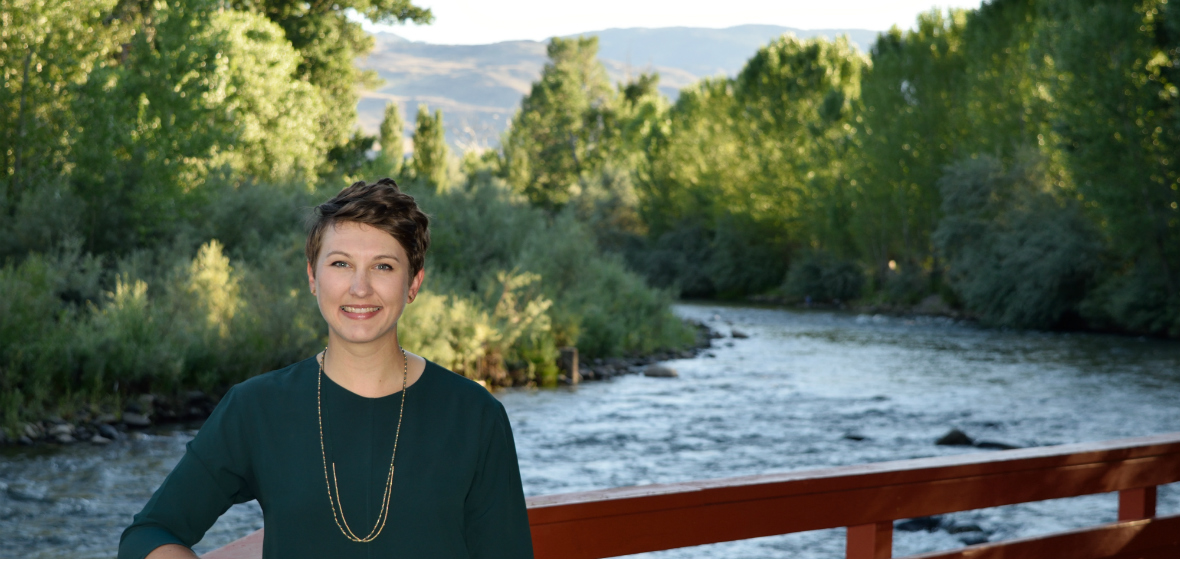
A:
[355,26,881,152]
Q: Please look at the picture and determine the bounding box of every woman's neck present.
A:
[322,335,423,398]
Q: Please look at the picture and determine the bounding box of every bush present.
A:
[782,252,865,303]
[933,155,1102,328]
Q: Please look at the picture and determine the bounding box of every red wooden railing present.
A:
[205,432,1180,558]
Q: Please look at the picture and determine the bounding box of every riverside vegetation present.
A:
[3,0,1180,439]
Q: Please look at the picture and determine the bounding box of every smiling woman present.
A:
[118,179,534,558]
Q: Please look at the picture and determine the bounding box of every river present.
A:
[2,303,1179,558]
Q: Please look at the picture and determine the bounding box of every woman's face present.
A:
[306,221,425,347]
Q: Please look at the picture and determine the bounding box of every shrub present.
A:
[782,252,865,303]
[933,155,1102,328]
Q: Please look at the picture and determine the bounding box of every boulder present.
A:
[731,329,749,339]
[975,441,1019,450]
[643,365,678,378]
[936,428,974,446]
[895,516,942,532]
[957,531,990,546]
[49,423,74,437]
[122,412,152,428]
[97,424,120,440]
[90,435,112,445]
[947,523,984,534]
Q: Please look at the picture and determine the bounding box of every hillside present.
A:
[356,25,880,152]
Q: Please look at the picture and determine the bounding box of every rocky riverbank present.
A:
[1,320,727,450]
[0,391,217,448]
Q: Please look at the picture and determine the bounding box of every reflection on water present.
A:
[2,304,1179,557]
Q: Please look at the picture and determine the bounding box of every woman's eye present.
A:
[331,261,349,268]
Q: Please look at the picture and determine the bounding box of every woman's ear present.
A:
[407,268,426,303]
[306,261,317,295]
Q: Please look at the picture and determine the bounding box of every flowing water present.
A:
[3,303,1179,558]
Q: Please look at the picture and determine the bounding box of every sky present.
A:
[363,0,987,45]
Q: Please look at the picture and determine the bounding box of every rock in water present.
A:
[936,428,974,446]
[975,441,1019,450]
[644,365,678,378]
[90,435,112,445]
[97,424,120,440]
[731,329,749,339]
[122,412,152,427]
[895,516,943,532]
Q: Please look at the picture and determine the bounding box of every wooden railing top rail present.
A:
[206,432,1180,559]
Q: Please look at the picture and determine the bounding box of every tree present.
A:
[1045,0,1180,334]
[227,0,431,156]
[852,10,969,284]
[0,0,125,210]
[933,154,1101,328]
[379,101,405,175]
[412,105,448,191]
[501,36,615,208]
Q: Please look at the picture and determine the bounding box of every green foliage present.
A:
[379,101,405,175]
[1045,0,1180,331]
[411,105,449,191]
[227,0,431,153]
[783,252,866,304]
[501,36,617,208]
[852,10,969,282]
[933,154,1102,328]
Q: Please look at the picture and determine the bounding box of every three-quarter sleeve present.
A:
[118,387,256,558]
[463,402,534,558]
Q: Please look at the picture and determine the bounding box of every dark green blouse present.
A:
[119,357,533,558]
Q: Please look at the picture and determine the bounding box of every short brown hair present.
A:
[305,178,431,276]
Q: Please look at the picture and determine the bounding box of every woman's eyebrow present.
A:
[325,250,400,262]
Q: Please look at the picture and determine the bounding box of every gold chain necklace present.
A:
[317,346,407,543]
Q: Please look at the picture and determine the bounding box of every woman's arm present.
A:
[463,403,534,558]
[146,544,199,559]
[119,387,256,558]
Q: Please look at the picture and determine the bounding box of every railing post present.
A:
[1119,486,1157,521]
[846,521,892,558]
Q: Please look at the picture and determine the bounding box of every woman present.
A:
[119,179,533,558]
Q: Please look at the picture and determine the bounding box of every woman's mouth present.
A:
[340,305,382,319]
[341,306,381,313]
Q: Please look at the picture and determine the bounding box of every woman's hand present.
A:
[145,544,199,559]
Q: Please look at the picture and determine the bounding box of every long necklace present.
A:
[317,346,408,543]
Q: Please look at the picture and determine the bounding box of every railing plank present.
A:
[1118,486,1158,521]
[847,521,893,559]
[915,513,1180,559]
[205,432,1180,559]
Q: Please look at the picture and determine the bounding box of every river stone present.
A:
[97,424,120,440]
[95,413,118,424]
[731,329,749,339]
[23,423,42,440]
[936,428,973,446]
[644,365,678,378]
[122,412,152,427]
[947,523,984,534]
[975,440,1019,450]
[55,433,75,444]
[895,516,942,532]
[90,434,112,445]
[49,424,74,437]
[956,531,989,546]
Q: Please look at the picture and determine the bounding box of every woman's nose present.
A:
[350,271,372,297]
